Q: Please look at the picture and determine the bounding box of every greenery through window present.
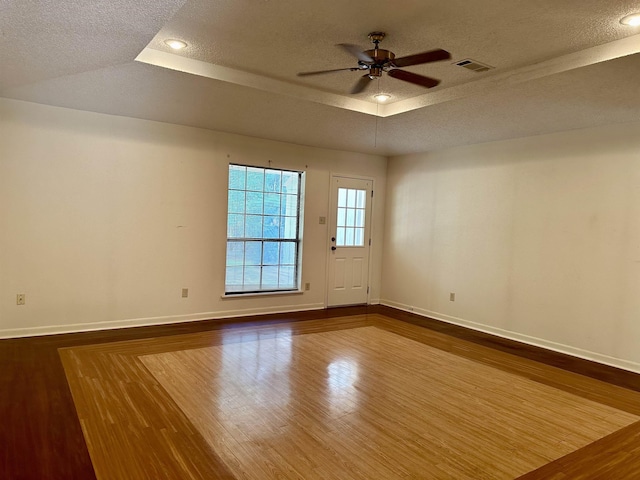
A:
[225,164,302,293]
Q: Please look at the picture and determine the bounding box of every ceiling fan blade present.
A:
[297,67,359,77]
[387,69,440,88]
[351,74,373,94]
[338,43,374,63]
[392,49,451,68]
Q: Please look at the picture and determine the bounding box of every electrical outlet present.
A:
[181,288,189,298]
[450,292,456,302]
[16,294,26,305]
[304,282,310,291]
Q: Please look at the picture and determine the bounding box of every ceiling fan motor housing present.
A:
[363,49,395,66]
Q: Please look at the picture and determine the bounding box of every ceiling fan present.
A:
[297,32,451,94]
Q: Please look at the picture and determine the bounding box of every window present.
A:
[336,188,366,246]
[225,164,303,294]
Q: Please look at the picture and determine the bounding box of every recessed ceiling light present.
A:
[374,93,391,103]
[164,39,188,50]
[620,13,640,26]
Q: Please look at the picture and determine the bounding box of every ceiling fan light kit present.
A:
[297,31,451,96]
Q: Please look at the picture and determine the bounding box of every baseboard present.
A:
[0,302,326,339]
[380,299,640,375]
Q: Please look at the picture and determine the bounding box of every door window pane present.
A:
[338,188,347,207]
[354,228,364,246]
[345,227,355,246]
[346,208,355,227]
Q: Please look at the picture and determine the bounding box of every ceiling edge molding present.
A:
[381,33,640,117]
[135,48,379,116]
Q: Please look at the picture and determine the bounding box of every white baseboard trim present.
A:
[380,299,640,375]
[0,302,326,339]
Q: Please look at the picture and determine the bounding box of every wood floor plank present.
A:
[61,316,640,479]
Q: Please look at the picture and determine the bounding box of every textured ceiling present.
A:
[2,0,640,155]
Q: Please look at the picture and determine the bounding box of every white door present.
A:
[327,176,372,306]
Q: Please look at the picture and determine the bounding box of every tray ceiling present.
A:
[2,0,640,155]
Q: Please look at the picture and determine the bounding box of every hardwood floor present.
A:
[3,306,640,479]
[0,307,366,480]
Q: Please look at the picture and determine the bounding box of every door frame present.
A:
[324,172,376,307]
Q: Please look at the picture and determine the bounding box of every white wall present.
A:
[0,98,386,337]
[382,122,640,373]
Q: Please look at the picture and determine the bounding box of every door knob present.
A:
[331,246,337,251]
[331,237,336,242]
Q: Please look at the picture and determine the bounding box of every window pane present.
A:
[263,241,279,265]
[338,188,347,207]
[228,190,245,214]
[264,193,280,215]
[265,170,281,193]
[245,241,262,265]
[336,227,345,246]
[337,208,346,227]
[346,189,356,208]
[246,167,264,191]
[246,215,262,238]
[282,172,298,195]
[262,266,279,288]
[226,266,243,287]
[345,227,355,246]
[227,214,244,238]
[356,190,366,209]
[355,228,364,246]
[226,241,244,266]
[229,165,246,190]
[280,242,296,265]
[246,192,263,215]
[282,194,298,216]
[263,216,280,239]
[279,266,295,288]
[244,266,261,288]
[355,209,364,227]
[346,208,355,227]
[282,217,297,239]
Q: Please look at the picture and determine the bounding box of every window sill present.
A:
[221,290,304,299]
